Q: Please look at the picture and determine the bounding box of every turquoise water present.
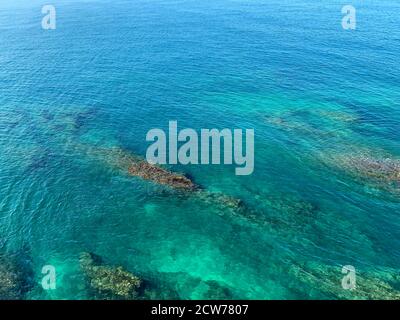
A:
[0,0,399,299]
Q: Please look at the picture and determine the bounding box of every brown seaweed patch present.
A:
[196,191,244,211]
[337,154,400,183]
[202,191,319,231]
[196,191,260,219]
[323,150,400,194]
[80,252,141,300]
[0,257,22,300]
[79,145,260,220]
[0,252,34,300]
[260,195,319,230]
[128,160,198,191]
[290,261,400,300]
[195,191,273,228]
[79,145,199,191]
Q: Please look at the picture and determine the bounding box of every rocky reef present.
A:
[0,256,22,300]
[263,108,357,141]
[80,252,141,300]
[289,261,400,300]
[78,252,234,300]
[193,190,270,227]
[196,191,244,211]
[80,145,270,227]
[322,150,400,194]
[82,144,255,206]
[128,160,198,191]
[80,145,199,191]
[260,194,319,230]
[0,251,34,300]
[201,190,319,231]
[336,154,400,184]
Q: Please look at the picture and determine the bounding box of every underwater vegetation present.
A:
[195,191,245,212]
[33,104,265,230]
[263,108,358,140]
[0,256,23,300]
[27,107,324,232]
[264,106,399,196]
[289,261,400,300]
[75,144,200,191]
[202,188,319,228]
[333,153,400,185]
[79,252,142,300]
[76,143,325,233]
[0,250,34,300]
[259,194,319,230]
[4,104,396,300]
[79,144,256,213]
[128,160,198,191]
[321,149,400,195]
[78,252,234,300]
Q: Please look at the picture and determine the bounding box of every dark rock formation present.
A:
[289,261,400,300]
[80,252,141,300]
[324,151,400,194]
[0,251,34,300]
[340,155,400,183]
[128,160,198,191]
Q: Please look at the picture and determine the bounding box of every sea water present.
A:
[0,0,399,299]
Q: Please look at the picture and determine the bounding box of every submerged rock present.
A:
[82,145,322,232]
[80,145,262,221]
[199,191,319,231]
[128,160,198,191]
[79,252,141,300]
[0,251,34,300]
[324,151,400,194]
[338,154,400,183]
[259,195,319,231]
[289,261,400,300]
[0,257,22,300]
[78,254,232,300]
[193,190,267,225]
[80,145,199,191]
[196,191,244,211]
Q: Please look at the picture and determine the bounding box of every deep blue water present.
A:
[0,0,399,299]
